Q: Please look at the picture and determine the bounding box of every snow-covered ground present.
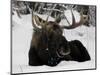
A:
[12,11,96,74]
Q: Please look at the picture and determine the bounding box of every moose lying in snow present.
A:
[28,10,91,66]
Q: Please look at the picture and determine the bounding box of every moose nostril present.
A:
[60,47,70,56]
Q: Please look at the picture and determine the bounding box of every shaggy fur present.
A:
[28,30,91,66]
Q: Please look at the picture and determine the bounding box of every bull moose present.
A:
[28,10,91,66]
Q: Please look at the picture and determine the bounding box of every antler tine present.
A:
[32,8,39,29]
[32,8,38,29]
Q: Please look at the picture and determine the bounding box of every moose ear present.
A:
[32,14,48,29]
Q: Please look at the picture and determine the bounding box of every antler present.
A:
[32,4,58,29]
[61,9,87,29]
[32,9,47,29]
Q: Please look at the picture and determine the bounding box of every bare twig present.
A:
[42,8,63,13]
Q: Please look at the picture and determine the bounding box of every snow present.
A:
[12,11,96,74]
